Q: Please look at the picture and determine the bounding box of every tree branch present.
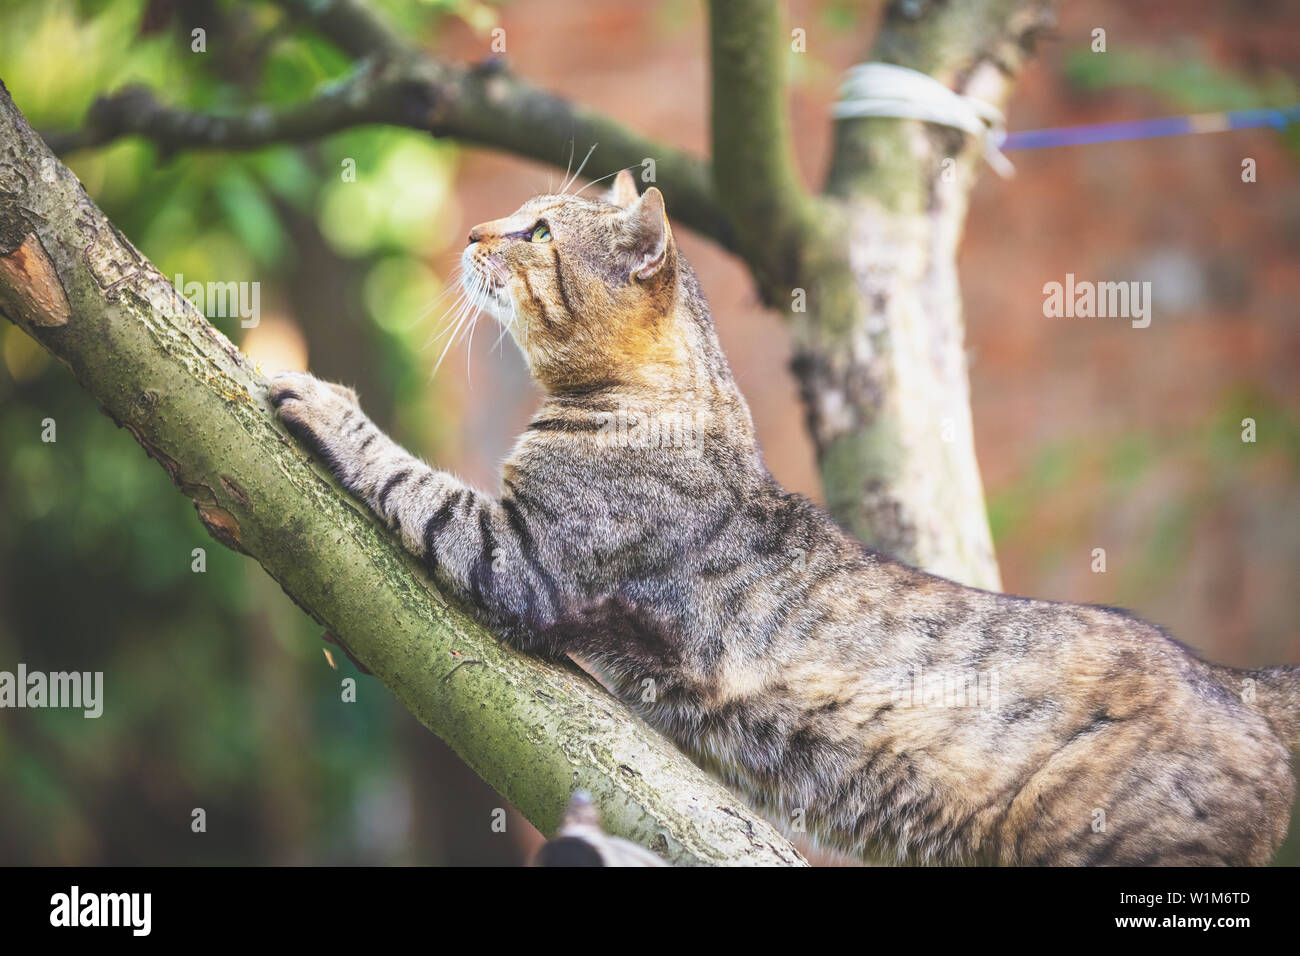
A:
[39,3,734,250]
[706,0,819,298]
[40,72,417,156]
[0,81,804,867]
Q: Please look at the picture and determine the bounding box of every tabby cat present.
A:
[270,170,1299,865]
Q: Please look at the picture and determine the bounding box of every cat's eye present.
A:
[529,222,552,243]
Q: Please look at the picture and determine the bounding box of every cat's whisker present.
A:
[574,166,631,198]
[416,281,468,326]
[463,306,484,388]
[492,297,520,354]
[561,143,599,195]
[492,322,511,353]
[426,310,468,351]
[419,305,468,359]
[377,267,470,343]
[425,275,484,365]
[432,296,480,378]
[424,288,474,347]
[427,314,467,368]
[557,139,575,195]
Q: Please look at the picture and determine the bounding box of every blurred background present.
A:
[0,0,1296,865]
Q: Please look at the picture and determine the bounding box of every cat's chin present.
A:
[481,284,514,327]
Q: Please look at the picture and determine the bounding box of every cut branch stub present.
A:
[0,232,72,327]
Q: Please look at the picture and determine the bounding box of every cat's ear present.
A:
[625,187,674,281]
[606,169,640,208]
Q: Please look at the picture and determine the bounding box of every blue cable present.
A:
[1001,106,1300,151]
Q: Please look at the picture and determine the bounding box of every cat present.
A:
[270,170,1299,865]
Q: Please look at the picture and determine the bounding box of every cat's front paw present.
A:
[269,371,362,476]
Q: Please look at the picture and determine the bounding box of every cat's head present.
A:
[461,170,685,393]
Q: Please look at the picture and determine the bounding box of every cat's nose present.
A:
[467,225,486,244]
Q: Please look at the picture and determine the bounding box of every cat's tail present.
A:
[1250,665,1300,750]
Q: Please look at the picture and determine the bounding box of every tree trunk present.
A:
[706,0,1052,590]
[797,0,1054,589]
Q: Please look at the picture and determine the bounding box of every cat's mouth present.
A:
[461,247,514,323]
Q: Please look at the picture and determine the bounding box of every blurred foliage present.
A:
[0,0,513,864]
[1064,45,1298,112]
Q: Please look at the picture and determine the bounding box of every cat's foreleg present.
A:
[268,372,552,639]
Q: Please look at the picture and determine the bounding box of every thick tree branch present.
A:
[0,82,804,867]
[706,0,819,297]
[40,71,417,156]
[783,0,1057,590]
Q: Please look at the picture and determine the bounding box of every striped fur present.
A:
[271,171,1299,865]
